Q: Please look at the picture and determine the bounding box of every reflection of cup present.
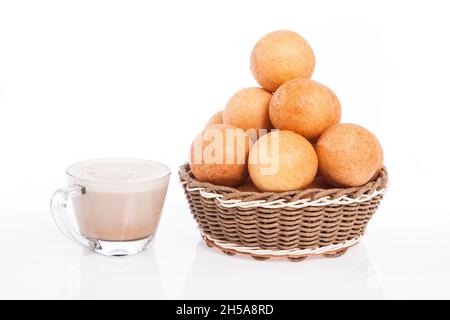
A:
[179,241,386,299]
[50,158,170,256]
[60,249,165,299]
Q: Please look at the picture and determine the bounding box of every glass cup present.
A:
[50,158,170,256]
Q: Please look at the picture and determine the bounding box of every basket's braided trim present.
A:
[186,186,386,209]
[179,163,388,203]
[203,233,361,257]
[179,163,388,252]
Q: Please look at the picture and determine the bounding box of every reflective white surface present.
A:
[178,240,386,299]
[1,199,450,299]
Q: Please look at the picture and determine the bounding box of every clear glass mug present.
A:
[50,158,170,256]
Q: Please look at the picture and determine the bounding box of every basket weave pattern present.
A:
[179,163,387,259]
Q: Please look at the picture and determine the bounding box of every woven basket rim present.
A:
[179,162,388,203]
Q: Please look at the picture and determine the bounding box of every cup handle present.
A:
[50,184,90,248]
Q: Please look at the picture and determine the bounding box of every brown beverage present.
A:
[72,185,168,241]
[67,159,170,242]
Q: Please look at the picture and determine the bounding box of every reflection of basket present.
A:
[179,163,388,261]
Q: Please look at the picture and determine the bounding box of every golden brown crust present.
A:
[324,85,342,127]
[315,123,383,187]
[250,30,315,92]
[189,124,252,187]
[223,87,273,135]
[248,130,318,192]
[269,78,338,140]
[205,111,223,128]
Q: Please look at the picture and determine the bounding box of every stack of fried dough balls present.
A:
[189,30,383,191]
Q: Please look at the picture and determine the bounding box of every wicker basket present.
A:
[179,163,388,261]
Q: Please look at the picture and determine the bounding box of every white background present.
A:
[0,0,449,299]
